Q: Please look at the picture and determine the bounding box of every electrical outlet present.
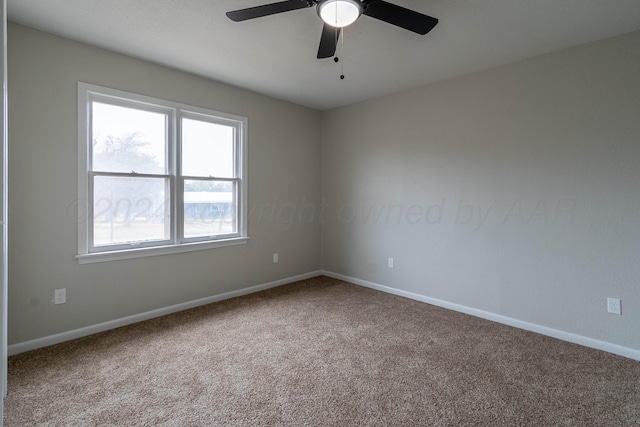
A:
[388,258,394,268]
[54,288,66,305]
[607,297,621,315]
[273,253,279,264]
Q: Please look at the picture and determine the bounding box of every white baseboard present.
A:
[321,270,640,362]
[8,270,322,356]
[11,270,639,362]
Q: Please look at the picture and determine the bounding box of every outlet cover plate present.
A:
[54,288,66,305]
[607,297,621,315]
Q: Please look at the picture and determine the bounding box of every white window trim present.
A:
[76,82,248,264]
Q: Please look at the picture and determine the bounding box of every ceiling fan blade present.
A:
[226,0,310,22]
[317,24,341,59]
[363,1,438,35]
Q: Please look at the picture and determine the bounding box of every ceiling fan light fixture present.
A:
[317,0,363,28]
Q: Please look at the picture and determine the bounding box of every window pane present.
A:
[182,118,234,178]
[183,180,236,238]
[92,102,167,174]
[93,176,170,246]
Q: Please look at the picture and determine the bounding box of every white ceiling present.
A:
[8,0,640,110]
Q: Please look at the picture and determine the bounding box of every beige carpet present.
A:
[4,276,640,426]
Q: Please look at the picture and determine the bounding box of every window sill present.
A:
[76,237,249,264]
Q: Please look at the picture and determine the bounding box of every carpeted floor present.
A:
[4,276,640,426]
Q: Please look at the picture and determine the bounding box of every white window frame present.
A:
[77,82,248,264]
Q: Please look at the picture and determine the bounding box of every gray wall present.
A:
[321,30,640,351]
[8,23,322,344]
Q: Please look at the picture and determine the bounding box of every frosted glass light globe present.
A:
[317,0,363,28]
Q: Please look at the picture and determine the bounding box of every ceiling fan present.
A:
[226,0,438,59]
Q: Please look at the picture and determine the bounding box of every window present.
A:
[77,83,248,263]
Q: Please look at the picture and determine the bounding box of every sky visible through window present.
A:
[92,102,233,176]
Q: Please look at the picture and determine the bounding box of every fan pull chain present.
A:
[335,28,345,80]
[341,29,345,79]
